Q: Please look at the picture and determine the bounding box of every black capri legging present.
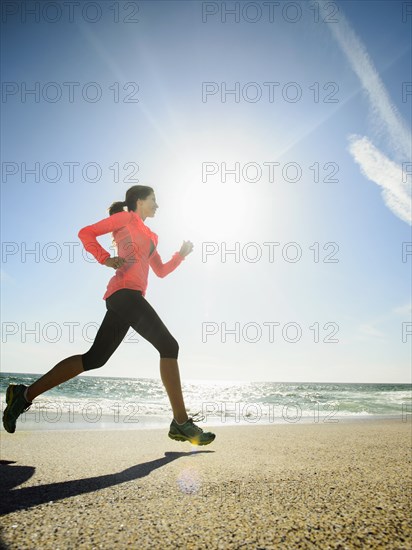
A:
[81,289,179,371]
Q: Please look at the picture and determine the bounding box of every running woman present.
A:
[3,185,216,446]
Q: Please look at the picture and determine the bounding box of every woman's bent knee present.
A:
[159,338,179,359]
[81,353,107,372]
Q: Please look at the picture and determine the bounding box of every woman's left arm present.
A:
[149,250,185,278]
[150,240,193,278]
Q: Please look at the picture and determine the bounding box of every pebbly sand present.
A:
[1,418,411,549]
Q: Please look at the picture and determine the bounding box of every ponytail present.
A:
[108,201,127,216]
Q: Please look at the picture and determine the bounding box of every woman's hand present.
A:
[104,256,126,270]
[179,240,194,258]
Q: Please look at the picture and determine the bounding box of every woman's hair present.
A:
[108,185,154,216]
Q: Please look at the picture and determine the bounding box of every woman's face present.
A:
[137,192,158,219]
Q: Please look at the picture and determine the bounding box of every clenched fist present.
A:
[179,240,194,258]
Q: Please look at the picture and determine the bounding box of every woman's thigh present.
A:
[81,307,130,371]
[106,289,179,358]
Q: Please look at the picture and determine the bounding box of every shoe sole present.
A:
[3,385,15,433]
[168,433,215,446]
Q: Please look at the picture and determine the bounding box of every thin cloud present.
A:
[392,302,412,316]
[314,0,412,224]
[316,0,411,160]
[348,134,411,225]
[355,302,412,341]
[357,323,386,340]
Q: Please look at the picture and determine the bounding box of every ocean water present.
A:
[1,372,411,431]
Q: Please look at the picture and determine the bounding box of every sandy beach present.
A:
[1,418,411,549]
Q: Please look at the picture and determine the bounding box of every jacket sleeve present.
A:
[149,250,185,278]
[78,211,131,265]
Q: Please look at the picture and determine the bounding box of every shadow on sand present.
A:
[0,450,213,516]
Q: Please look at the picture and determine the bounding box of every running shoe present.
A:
[2,384,32,434]
[168,412,216,446]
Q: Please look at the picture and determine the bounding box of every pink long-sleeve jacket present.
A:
[78,210,185,300]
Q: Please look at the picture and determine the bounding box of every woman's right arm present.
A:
[78,211,131,265]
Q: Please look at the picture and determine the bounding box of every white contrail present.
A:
[348,134,411,225]
[314,0,411,160]
[313,0,411,224]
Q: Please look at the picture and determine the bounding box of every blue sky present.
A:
[1,0,411,383]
